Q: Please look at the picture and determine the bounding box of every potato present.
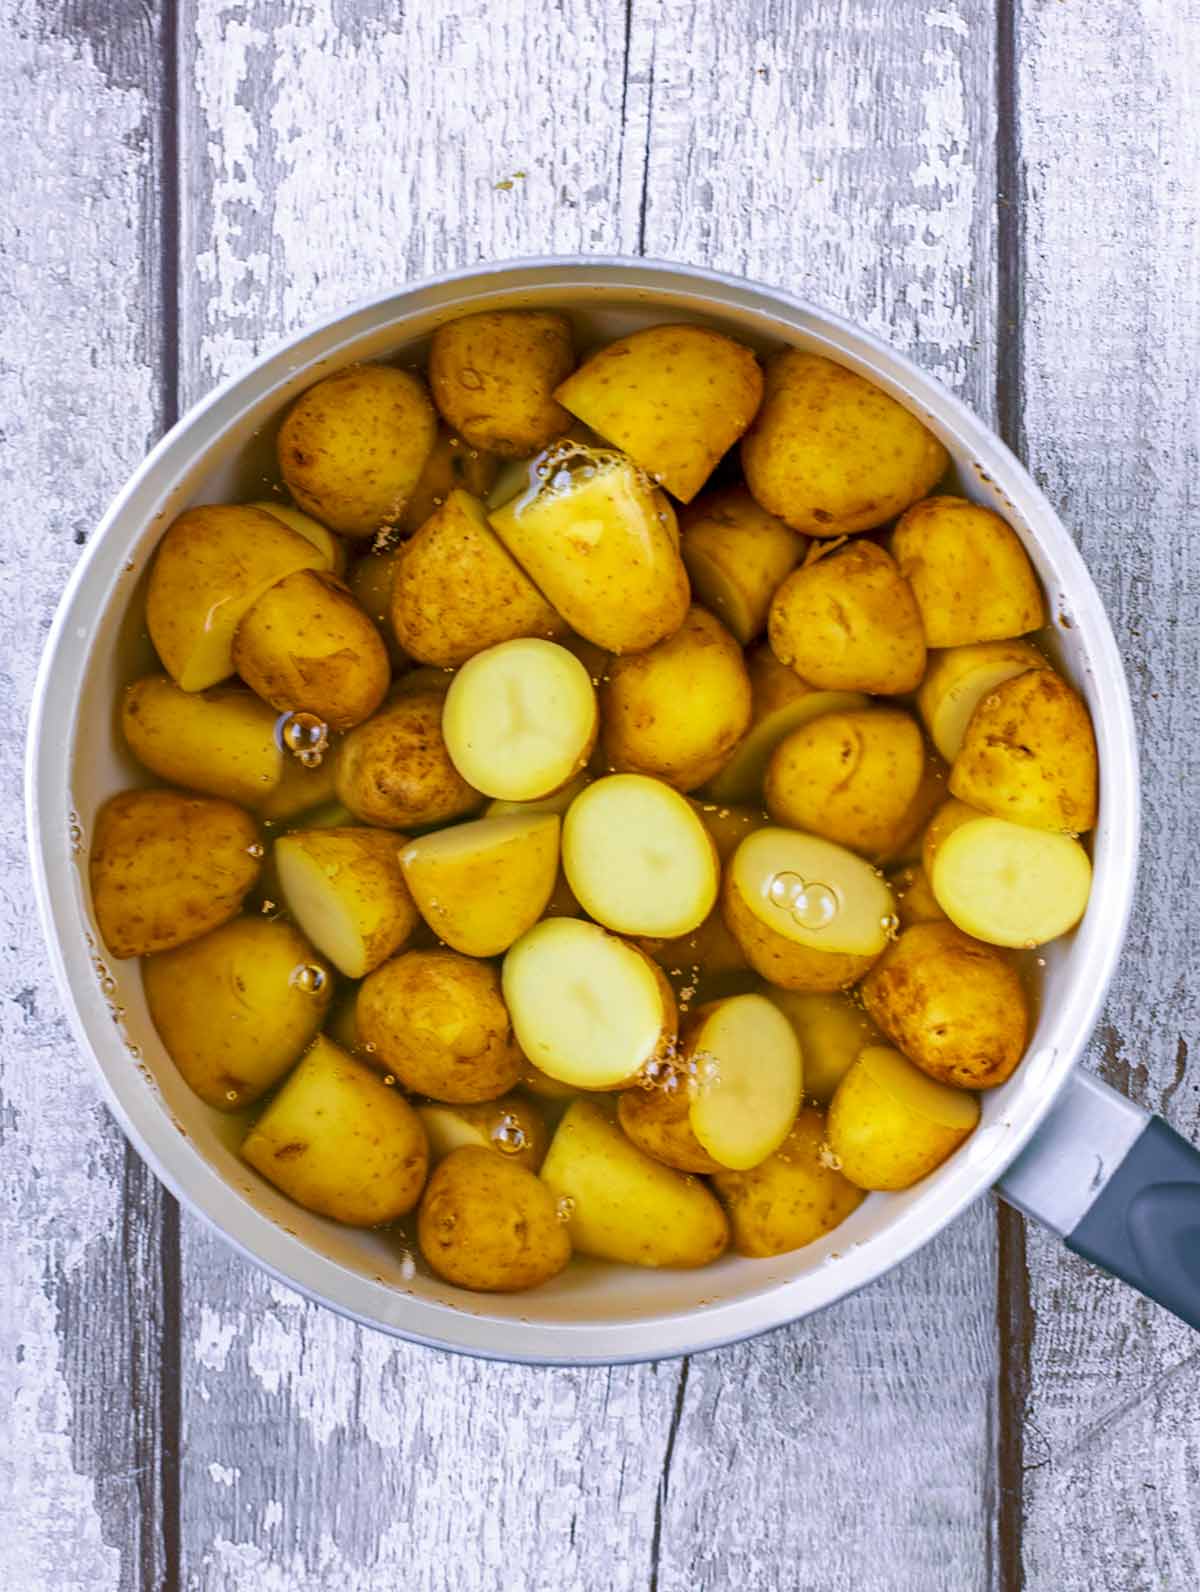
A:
[949,668,1099,833]
[146,504,327,691]
[335,691,483,828]
[722,827,895,991]
[828,1045,980,1191]
[233,570,390,730]
[274,826,418,978]
[562,775,719,938]
[680,486,805,644]
[762,988,884,1105]
[921,797,985,875]
[555,325,763,503]
[741,350,949,535]
[891,495,1044,646]
[325,990,363,1056]
[916,640,1047,763]
[683,993,804,1169]
[887,754,951,867]
[250,500,347,575]
[399,427,499,533]
[712,1107,866,1256]
[277,363,437,537]
[617,1077,722,1174]
[144,918,332,1109]
[702,645,868,805]
[418,1145,571,1291]
[390,489,565,666]
[860,920,1028,1089]
[503,918,677,1090]
[930,815,1092,948]
[488,446,689,653]
[600,607,752,791]
[429,310,574,456]
[347,547,404,663]
[256,746,340,823]
[242,1035,428,1225]
[540,1099,729,1267]
[416,1092,548,1172]
[768,541,926,695]
[90,789,261,959]
[518,1058,579,1102]
[400,812,560,956]
[441,639,597,801]
[485,771,590,820]
[765,708,926,861]
[357,949,523,1103]
[886,862,948,930]
[122,675,282,808]
[639,908,751,989]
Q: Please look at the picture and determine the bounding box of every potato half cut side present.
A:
[686,993,804,1170]
[399,812,560,957]
[916,640,1046,763]
[828,1045,980,1191]
[250,500,347,575]
[274,826,418,979]
[442,638,597,801]
[502,918,677,1089]
[931,816,1092,947]
[562,775,719,938]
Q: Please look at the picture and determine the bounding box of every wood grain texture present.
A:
[0,4,173,1590]
[1013,1,1200,1586]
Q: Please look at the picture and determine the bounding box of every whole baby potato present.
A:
[278,363,437,537]
[399,427,499,533]
[891,495,1044,647]
[90,789,261,960]
[680,486,805,644]
[122,675,282,809]
[860,920,1028,1090]
[742,350,949,535]
[357,949,523,1102]
[768,541,926,695]
[712,1107,866,1257]
[335,690,483,828]
[429,310,575,456]
[233,570,390,730]
[601,606,753,791]
[418,1145,571,1292]
[765,708,926,861]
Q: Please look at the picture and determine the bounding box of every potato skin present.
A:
[950,668,1099,833]
[742,350,949,535]
[860,920,1028,1089]
[233,570,390,730]
[828,1046,978,1191]
[712,1107,865,1256]
[722,875,878,992]
[601,606,753,791]
[90,789,261,959]
[618,1078,723,1174]
[357,949,523,1102]
[429,310,574,456]
[887,862,949,929]
[418,1146,571,1291]
[891,495,1044,647]
[122,675,282,808]
[768,541,926,695]
[399,427,499,533]
[278,363,437,537]
[417,1093,549,1172]
[335,691,483,828]
[275,826,419,978]
[680,485,804,644]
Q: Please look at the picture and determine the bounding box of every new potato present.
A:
[828,1045,981,1191]
[680,486,805,644]
[418,1146,571,1291]
[250,500,347,575]
[336,690,483,828]
[122,675,282,808]
[399,427,499,533]
[274,826,419,978]
[416,1093,549,1172]
[400,812,560,956]
[763,988,884,1105]
[891,495,1044,647]
[713,1107,866,1256]
[429,309,575,456]
[930,814,1092,947]
[917,639,1047,763]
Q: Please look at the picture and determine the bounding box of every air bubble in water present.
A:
[399,1250,416,1281]
[767,871,838,930]
[492,1114,526,1155]
[277,710,329,767]
[290,963,328,995]
[880,912,901,939]
[556,1196,576,1224]
[247,842,265,860]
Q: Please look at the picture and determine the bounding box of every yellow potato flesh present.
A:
[502,918,676,1089]
[242,1036,428,1225]
[921,797,986,874]
[617,1082,723,1174]
[729,828,894,958]
[487,449,689,654]
[399,428,499,533]
[146,505,326,691]
[400,812,560,957]
[931,816,1092,948]
[122,675,282,808]
[687,994,804,1169]
[418,1145,571,1292]
[441,638,598,801]
[540,1100,729,1268]
[680,486,804,644]
[712,1107,866,1257]
[891,495,1044,647]
[917,640,1047,762]
[143,917,332,1110]
[762,988,883,1105]
[562,775,719,938]
[416,1093,548,1173]
[828,1045,980,1191]
[274,826,418,979]
[250,500,347,575]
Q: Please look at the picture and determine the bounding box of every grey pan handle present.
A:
[999,1070,1200,1332]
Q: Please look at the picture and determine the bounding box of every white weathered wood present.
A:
[1014,1,1200,1586]
[0,4,171,1590]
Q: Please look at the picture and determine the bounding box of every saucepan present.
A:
[25,259,1200,1360]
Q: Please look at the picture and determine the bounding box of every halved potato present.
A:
[828,1045,980,1191]
[399,427,500,533]
[274,826,418,978]
[416,1092,548,1172]
[617,1077,723,1174]
[336,691,483,828]
[722,827,895,991]
[399,812,560,956]
[680,486,805,643]
[256,746,340,823]
[429,310,575,456]
[931,814,1092,948]
[712,1107,866,1256]
[685,993,804,1169]
[122,675,282,808]
[921,797,986,875]
[250,500,347,575]
[418,1146,571,1292]
[502,918,677,1090]
[917,640,1047,762]
[762,987,884,1105]
[442,638,597,801]
[562,775,719,938]
[891,495,1044,646]
[347,547,404,661]
[555,324,763,502]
